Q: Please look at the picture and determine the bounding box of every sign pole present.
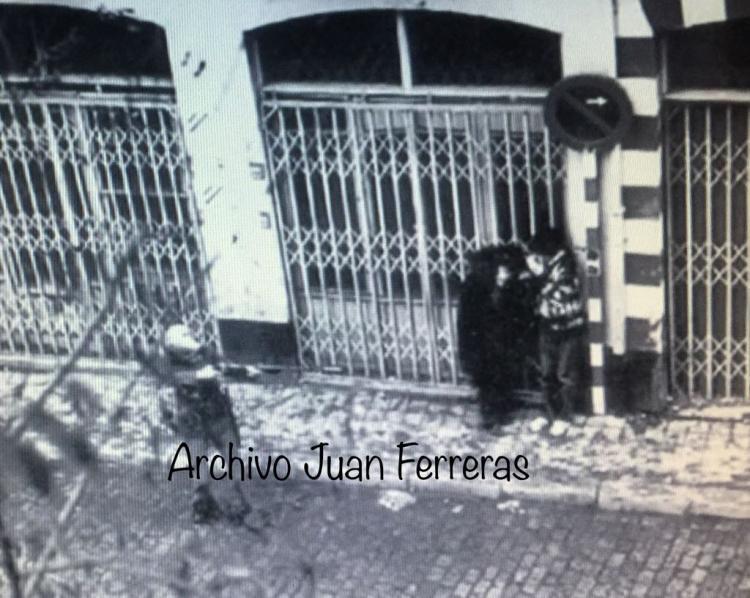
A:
[582,150,607,415]
[544,75,634,416]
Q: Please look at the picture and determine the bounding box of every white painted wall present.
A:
[159,16,290,322]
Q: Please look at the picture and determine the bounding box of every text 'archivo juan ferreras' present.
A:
[167,441,529,483]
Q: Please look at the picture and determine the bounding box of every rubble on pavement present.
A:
[2,369,749,518]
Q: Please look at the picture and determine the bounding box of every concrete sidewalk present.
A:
[3,369,750,520]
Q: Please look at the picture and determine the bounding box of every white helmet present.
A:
[164,324,201,363]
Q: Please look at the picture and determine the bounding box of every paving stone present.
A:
[484,584,506,598]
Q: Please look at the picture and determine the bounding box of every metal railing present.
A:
[665,100,750,402]
[0,82,218,360]
[262,93,565,383]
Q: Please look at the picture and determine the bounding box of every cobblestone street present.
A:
[3,369,750,595]
[7,463,750,597]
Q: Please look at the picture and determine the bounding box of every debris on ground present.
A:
[496,499,523,513]
[549,420,569,437]
[529,417,548,433]
[378,489,416,512]
[219,363,262,380]
[2,370,749,519]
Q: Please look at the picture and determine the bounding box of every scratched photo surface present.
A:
[0,2,749,597]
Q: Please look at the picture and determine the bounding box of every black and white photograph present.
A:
[0,0,749,596]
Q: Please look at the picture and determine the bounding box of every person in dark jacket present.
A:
[458,244,533,428]
[525,228,587,423]
[150,324,249,525]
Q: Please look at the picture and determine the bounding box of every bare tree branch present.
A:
[20,556,116,577]
[7,235,145,442]
[22,473,88,597]
[0,510,21,598]
[1,234,147,597]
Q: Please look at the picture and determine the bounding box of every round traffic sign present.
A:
[544,75,633,152]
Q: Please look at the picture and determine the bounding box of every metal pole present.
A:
[261,102,306,368]
[296,107,337,368]
[396,13,413,91]
[724,105,733,399]
[522,112,537,236]
[331,108,369,375]
[543,126,556,228]
[444,111,466,280]
[314,107,353,374]
[684,107,695,399]
[704,107,714,400]
[404,110,438,382]
[347,107,386,378]
[502,112,519,242]
[384,110,419,379]
[663,104,679,399]
[277,106,322,368]
[364,108,402,378]
[746,106,750,403]
[461,111,482,248]
[425,109,458,384]
[481,112,499,243]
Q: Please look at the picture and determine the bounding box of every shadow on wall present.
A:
[218,320,298,366]
[607,350,668,414]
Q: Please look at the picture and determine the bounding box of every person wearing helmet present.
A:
[158,323,249,525]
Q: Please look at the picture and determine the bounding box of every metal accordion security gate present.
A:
[263,92,566,384]
[665,100,750,403]
[0,82,219,360]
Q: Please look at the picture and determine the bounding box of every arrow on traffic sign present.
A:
[585,96,608,107]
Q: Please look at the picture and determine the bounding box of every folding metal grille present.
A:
[0,86,218,360]
[665,102,750,402]
[263,93,566,383]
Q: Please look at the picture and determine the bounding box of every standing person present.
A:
[458,244,529,429]
[524,228,587,432]
[150,323,250,525]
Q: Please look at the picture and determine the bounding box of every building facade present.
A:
[1,0,748,411]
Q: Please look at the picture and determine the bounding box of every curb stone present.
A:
[408,476,502,500]
[597,479,692,516]
[500,478,599,507]
[676,406,750,422]
[684,486,750,520]
[289,448,749,520]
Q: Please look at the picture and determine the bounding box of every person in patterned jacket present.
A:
[525,228,587,425]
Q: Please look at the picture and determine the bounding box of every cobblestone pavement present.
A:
[2,369,750,517]
[6,463,750,597]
